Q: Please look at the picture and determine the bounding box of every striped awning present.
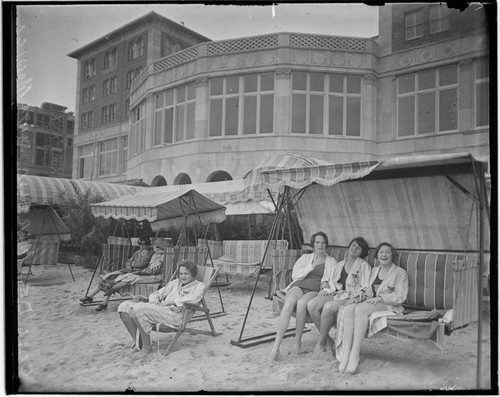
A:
[245,152,488,252]
[90,189,226,230]
[17,206,71,240]
[129,179,275,212]
[244,152,379,190]
[17,174,146,214]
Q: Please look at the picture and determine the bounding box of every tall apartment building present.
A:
[17,102,75,178]
[69,5,490,186]
[67,11,210,181]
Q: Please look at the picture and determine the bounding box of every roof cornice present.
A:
[67,11,211,59]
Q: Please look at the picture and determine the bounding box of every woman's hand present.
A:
[318,289,330,296]
[160,300,176,307]
[149,300,160,305]
[366,296,383,305]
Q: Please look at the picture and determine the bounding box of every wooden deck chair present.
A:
[152,265,221,357]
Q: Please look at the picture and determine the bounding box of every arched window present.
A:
[90,59,96,76]
[137,37,144,56]
[151,175,167,186]
[206,171,233,182]
[174,173,192,185]
[128,41,135,60]
[112,48,118,67]
[104,51,111,69]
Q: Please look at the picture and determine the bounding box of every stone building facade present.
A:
[69,5,490,186]
[17,102,75,178]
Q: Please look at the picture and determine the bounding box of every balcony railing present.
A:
[131,32,373,92]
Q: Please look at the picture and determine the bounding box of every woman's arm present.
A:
[291,254,313,281]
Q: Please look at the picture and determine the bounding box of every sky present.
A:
[16,3,380,112]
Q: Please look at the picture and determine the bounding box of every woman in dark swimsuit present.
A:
[268,232,338,361]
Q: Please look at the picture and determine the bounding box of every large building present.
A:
[69,5,490,186]
[17,102,75,178]
[67,11,210,181]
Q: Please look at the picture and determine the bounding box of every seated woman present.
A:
[268,232,337,362]
[118,260,205,359]
[79,236,161,311]
[336,242,408,374]
[307,237,371,356]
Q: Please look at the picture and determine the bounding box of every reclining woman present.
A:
[79,236,163,311]
[336,242,408,374]
[118,260,205,359]
[307,237,371,357]
[268,231,338,362]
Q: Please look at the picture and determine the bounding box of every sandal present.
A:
[79,296,93,304]
[95,304,107,311]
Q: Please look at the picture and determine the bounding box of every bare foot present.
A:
[133,348,153,360]
[313,342,326,356]
[291,344,302,356]
[268,349,280,362]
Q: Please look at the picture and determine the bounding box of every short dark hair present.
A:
[348,237,369,258]
[310,231,329,248]
[138,236,151,245]
[374,242,398,261]
[179,260,198,278]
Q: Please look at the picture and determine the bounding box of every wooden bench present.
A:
[270,247,480,345]
[200,240,289,276]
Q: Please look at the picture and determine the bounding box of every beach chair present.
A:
[152,265,221,357]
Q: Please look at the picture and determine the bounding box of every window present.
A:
[90,86,95,101]
[125,99,130,115]
[103,79,111,96]
[128,37,144,60]
[405,10,424,40]
[83,88,89,103]
[137,37,144,57]
[154,84,196,145]
[88,111,94,127]
[98,138,118,176]
[78,144,93,179]
[111,76,117,93]
[104,51,111,69]
[102,105,115,123]
[475,58,489,128]
[104,48,118,69]
[291,72,361,136]
[430,5,450,34]
[208,73,275,137]
[121,136,128,173]
[397,65,458,137]
[127,69,141,89]
[129,102,147,155]
[82,113,88,129]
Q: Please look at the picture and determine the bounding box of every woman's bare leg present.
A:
[130,310,153,359]
[119,312,138,344]
[307,295,334,331]
[268,287,303,362]
[345,302,386,374]
[314,299,343,356]
[293,291,318,355]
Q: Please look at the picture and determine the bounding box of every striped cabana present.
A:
[90,189,226,230]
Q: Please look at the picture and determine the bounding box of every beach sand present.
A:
[16,264,492,393]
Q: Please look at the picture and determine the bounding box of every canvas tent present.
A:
[234,152,490,388]
[16,174,147,277]
[90,189,228,311]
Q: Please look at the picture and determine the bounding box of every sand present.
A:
[16,264,492,393]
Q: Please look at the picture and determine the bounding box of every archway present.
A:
[151,175,167,186]
[206,170,233,182]
[173,173,192,185]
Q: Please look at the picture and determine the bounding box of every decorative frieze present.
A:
[275,69,291,80]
